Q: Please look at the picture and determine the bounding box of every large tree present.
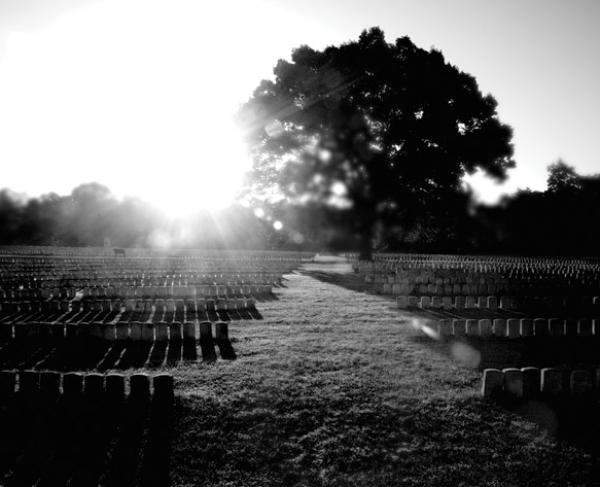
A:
[238,27,515,259]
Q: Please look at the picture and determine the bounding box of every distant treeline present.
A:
[0,183,291,250]
[473,162,600,256]
[1,162,599,255]
[382,161,600,256]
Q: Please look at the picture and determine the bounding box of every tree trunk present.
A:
[358,231,373,261]
[357,217,375,261]
[356,199,376,261]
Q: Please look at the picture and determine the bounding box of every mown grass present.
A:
[168,260,600,486]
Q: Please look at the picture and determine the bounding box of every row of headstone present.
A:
[0,270,284,283]
[70,284,273,299]
[0,271,283,286]
[383,282,519,296]
[355,253,600,273]
[376,272,595,286]
[422,317,600,338]
[482,367,597,399]
[353,255,600,288]
[397,295,517,310]
[0,370,174,401]
[398,294,600,310]
[0,259,300,275]
[0,320,229,343]
[380,274,548,286]
[376,277,600,296]
[0,297,257,314]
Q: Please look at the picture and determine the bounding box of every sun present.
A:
[0,0,260,216]
[135,114,251,217]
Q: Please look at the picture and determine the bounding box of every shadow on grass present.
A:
[0,391,173,486]
[215,337,236,360]
[0,336,213,371]
[299,269,378,294]
[169,394,600,487]
[486,388,600,468]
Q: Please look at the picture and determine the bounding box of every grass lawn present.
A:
[169,258,600,486]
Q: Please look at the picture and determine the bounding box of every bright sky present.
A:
[0,0,599,211]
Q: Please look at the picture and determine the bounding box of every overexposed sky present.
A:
[0,0,599,210]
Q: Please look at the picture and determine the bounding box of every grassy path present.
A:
[170,259,599,486]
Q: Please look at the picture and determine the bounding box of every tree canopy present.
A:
[547,159,582,193]
[238,27,515,258]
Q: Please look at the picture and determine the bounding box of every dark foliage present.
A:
[238,27,515,259]
[477,162,600,256]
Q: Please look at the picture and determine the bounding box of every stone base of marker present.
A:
[466,319,478,336]
[130,373,150,401]
[39,371,61,398]
[578,319,593,337]
[493,318,507,337]
[199,321,213,340]
[533,318,548,337]
[141,322,154,341]
[215,322,229,341]
[0,324,12,342]
[63,372,84,396]
[438,319,452,337]
[570,369,593,396]
[482,368,503,398]
[19,370,39,396]
[479,319,492,337]
[183,322,196,340]
[106,373,125,401]
[520,319,533,338]
[0,370,16,396]
[50,323,65,340]
[116,323,129,341]
[541,368,563,397]
[452,319,466,337]
[548,318,564,337]
[13,323,27,342]
[521,367,541,399]
[85,373,105,398]
[169,322,182,341]
[155,322,169,341]
[89,322,103,340]
[129,322,142,341]
[502,368,523,399]
[507,319,520,339]
[153,373,174,405]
